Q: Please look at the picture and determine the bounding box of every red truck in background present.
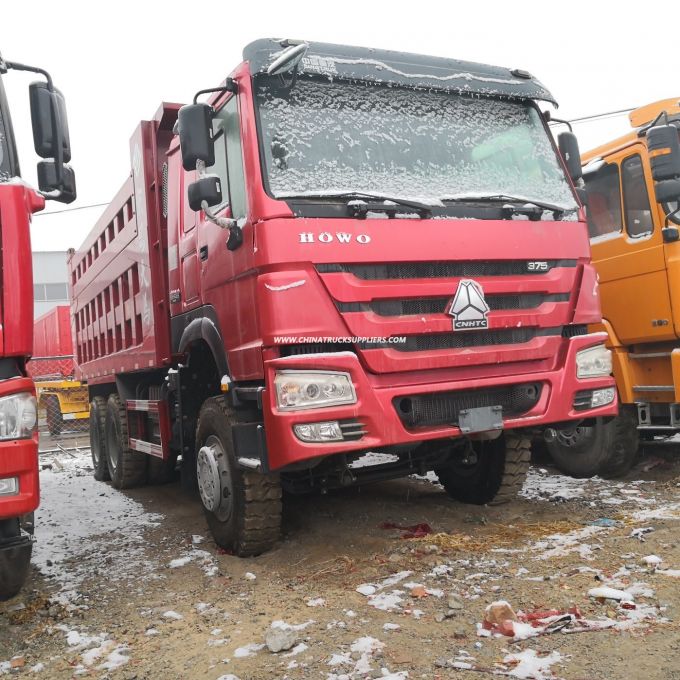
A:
[0,54,75,599]
[70,39,616,557]
[27,306,89,435]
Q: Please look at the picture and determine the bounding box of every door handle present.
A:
[199,245,209,261]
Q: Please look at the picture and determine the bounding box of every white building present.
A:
[32,251,69,319]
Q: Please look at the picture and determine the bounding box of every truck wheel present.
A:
[105,393,147,488]
[90,396,110,481]
[44,395,63,435]
[547,410,638,479]
[0,515,34,601]
[435,433,531,505]
[195,397,281,557]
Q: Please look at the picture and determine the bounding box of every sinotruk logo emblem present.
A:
[448,279,490,330]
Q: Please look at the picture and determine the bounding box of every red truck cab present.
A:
[0,55,75,599]
[71,40,616,556]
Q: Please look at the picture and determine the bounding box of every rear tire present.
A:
[105,393,147,488]
[195,397,281,556]
[435,433,531,505]
[44,395,63,435]
[546,410,638,479]
[90,396,110,481]
[0,515,34,601]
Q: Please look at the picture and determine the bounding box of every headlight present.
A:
[0,392,37,440]
[274,371,356,411]
[576,344,612,379]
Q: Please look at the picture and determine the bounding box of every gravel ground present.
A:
[2,445,680,679]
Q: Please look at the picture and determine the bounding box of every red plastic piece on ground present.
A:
[379,521,433,538]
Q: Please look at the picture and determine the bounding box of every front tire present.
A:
[546,410,638,479]
[0,515,34,601]
[105,393,147,488]
[435,433,531,505]
[90,396,110,481]
[195,397,281,556]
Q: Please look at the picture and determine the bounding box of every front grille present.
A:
[339,419,367,441]
[395,383,542,428]
[562,325,589,338]
[573,390,594,411]
[317,260,576,280]
[337,293,570,316]
[279,343,354,356]
[360,327,562,352]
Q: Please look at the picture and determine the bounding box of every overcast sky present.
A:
[2,0,678,252]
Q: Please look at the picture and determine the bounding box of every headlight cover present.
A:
[576,344,613,379]
[0,392,37,440]
[275,371,356,411]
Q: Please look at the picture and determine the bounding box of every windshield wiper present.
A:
[440,194,578,220]
[281,191,437,218]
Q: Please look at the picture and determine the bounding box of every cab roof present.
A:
[243,38,557,105]
[583,97,680,163]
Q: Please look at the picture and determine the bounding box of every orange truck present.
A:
[546,98,680,477]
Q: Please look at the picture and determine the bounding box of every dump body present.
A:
[583,98,680,429]
[70,40,616,486]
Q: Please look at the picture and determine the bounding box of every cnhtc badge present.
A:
[447,279,490,331]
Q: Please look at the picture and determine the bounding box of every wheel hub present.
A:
[556,426,592,448]
[197,443,222,512]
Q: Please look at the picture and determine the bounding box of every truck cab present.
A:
[0,55,75,599]
[546,98,680,477]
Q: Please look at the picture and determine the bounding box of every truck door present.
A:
[177,169,201,311]
[586,145,673,345]
[194,94,258,355]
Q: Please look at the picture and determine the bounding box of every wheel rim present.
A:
[555,426,595,450]
[197,434,233,521]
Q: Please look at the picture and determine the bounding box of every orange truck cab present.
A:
[546,98,680,477]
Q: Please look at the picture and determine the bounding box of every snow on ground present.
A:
[34,450,162,602]
[521,467,655,506]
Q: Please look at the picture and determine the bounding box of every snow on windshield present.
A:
[256,78,576,208]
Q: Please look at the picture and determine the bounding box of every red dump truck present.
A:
[70,39,616,556]
[0,54,75,599]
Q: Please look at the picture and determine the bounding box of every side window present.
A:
[207,113,229,211]
[583,163,622,239]
[224,98,247,220]
[209,97,247,220]
[621,154,653,238]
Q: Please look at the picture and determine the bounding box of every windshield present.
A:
[255,77,577,210]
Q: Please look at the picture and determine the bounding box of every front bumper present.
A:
[0,377,39,519]
[262,332,617,470]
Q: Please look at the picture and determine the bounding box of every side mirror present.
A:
[29,82,71,162]
[558,131,582,182]
[648,125,680,182]
[187,175,222,212]
[178,103,214,172]
[37,161,76,204]
[647,125,680,209]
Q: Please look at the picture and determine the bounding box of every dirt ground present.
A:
[2,444,680,679]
